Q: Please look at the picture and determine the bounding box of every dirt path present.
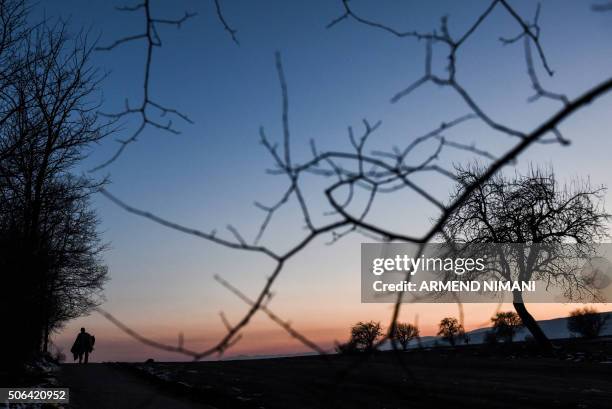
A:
[60,363,213,409]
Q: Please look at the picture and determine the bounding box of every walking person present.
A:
[71,327,95,364]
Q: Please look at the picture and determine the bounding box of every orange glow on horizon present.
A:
[54,303,611,363]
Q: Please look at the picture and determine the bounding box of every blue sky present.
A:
[40,0,612,360]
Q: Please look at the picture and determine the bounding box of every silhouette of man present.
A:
[71,328,94,364]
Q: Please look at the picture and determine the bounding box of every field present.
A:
[120,338,612,409]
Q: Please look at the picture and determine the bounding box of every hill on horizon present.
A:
[396,310,612,350]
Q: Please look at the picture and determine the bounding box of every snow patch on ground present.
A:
[1,356,65,409]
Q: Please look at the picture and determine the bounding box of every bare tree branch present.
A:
[97,2,612,369]
[91,0,239,170]
[213,0,239,45]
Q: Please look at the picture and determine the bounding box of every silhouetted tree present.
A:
[349,321,383,352]
[437,317,464,347]
[0,10,110,370]
[567,307,609,339]
[335,340,358,355]
[443,165,609,351]
[0,0,30,164]
[491,312,523,343]
[392,323,419,351]
[37,179,108,352]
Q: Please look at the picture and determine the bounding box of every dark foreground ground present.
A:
[60,363,214,409]
[112,338,612,409]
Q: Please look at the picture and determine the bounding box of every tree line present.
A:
[0,0,109,375]
[337,308,609,354]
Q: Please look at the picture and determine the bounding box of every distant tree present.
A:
[392,323,420,351]
[443,165,609,351]
[491,312,523,343]
[349,321,383,352]
[437,317,464,347]
[335,340,358,355]
[567,307,609,339]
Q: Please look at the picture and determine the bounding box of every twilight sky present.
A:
[41,0,612,361]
